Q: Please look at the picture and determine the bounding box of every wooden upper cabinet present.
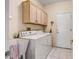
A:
[22,1,48,26]
[41,12,44,24]
[30,3,37,23]
[41,11,48,25]
[22,1,30,23]
[22,1,37,24]
[36,8,42,24]
[44,13,48,25]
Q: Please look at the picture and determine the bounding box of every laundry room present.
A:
[5,0,73,59]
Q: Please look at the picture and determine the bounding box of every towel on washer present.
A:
[9,40,19,59]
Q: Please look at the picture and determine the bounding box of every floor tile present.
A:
[46,47,72,59]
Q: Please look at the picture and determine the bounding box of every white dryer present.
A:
[19,31,52,59]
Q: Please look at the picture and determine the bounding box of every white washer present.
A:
[19,31,52,59]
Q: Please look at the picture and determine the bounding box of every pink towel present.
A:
[10,44,19,59]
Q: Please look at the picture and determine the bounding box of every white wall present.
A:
[9,0,44,39]
[44,0,72,46]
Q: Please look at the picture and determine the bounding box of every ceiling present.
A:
[38,0,71,6]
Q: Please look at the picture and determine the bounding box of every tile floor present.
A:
[46,47,72,59]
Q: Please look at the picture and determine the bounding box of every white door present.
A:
[55,12,72,48]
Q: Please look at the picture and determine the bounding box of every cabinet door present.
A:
[42,12,48,25]
[36,8,42,24]
[44,13,48,25]
[22,1,30,23]
[41,12,44,24]
[30,3,37,23]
